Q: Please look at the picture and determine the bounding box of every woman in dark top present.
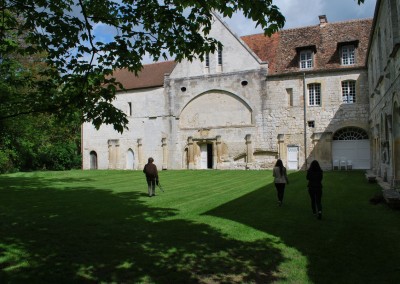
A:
[306,160,323,219]
[273,159,289,206]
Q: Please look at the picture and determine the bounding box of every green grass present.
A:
[0,169,399,283]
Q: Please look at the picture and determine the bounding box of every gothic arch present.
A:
[179,90,253,129]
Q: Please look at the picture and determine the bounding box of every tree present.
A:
[0,111,82,173]
[1,0,366,132]
[0,11,81,172]
[0,0,286,132]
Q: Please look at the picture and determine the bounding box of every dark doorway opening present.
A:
[207,144,213,169]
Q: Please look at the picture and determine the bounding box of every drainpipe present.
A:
[303,73,308,170]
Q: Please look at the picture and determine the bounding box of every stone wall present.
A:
[367,0,400,182]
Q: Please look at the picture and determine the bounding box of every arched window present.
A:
[333,127,368,140]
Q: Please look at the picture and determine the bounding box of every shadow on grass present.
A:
[0,175,284,283]
[205,171,400,283]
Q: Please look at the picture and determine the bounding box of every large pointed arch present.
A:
[179,90,253,129]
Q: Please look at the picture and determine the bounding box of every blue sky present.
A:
[224,0,377,36]
[90,0,377,64]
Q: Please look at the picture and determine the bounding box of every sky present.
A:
[91,0,378,64]
[223,0,377,36]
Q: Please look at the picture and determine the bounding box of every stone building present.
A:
[82,13,373,171]
[367,0,400,185]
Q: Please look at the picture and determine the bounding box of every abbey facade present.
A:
[82,11,377,172]
[367,0,400,184]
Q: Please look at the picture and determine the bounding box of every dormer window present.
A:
[341,45,355,65]
[300,50,313,69]
[296,45,316,70]
[338,40,358,65]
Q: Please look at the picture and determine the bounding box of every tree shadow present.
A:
[204,171,400,283]
[0,176,285,283]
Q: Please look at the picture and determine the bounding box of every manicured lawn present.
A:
[0,169,399,283]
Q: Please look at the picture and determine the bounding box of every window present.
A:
[286,88,293,106]
[342,81,356,103]
[308,121,315,128]
[127,102,132,116]
[308,83,321,106]
[341,45,355,65]
[217,48,222,65]
[300,50,313,69]
[333,127,368,140]
[205,53,210,68]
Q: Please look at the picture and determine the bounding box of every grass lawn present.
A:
[0,169,400,283]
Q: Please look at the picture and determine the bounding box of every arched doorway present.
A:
[332,127,370,169]
[126,149,135,170]
[90,151,98,170]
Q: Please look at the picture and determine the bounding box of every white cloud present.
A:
[223,0,376,35]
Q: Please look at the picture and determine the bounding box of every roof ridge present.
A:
[142,60,176,67]
[241,17,373,38]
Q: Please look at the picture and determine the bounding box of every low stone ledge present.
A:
[365,171,377,183]
[382,189,400,208]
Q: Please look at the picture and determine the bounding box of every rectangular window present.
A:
[342,81,356,103]
[300,50,313,69]
[217,48,222,65]
[308,83,321,106]
[286,88,293,107]
[341,45,355,65]
[205,53,210,68]
[128,102,132,116]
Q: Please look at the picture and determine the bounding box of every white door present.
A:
[126,149,135,170]
[287,146,299,170]
[200,144,208,169]
[332,140,370,169]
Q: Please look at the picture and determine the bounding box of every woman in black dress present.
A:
[306,160,323,219]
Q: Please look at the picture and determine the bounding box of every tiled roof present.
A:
[241,18,373,75]
[113,18,372,89]
[112,61,176,90]
[241,32,280,72]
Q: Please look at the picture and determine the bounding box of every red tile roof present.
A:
[241,18,373,75]
[113,18,372,90]
[112,61,176,90]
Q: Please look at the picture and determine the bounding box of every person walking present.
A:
[273,159,289,206]
[306,160,323,219]
[143,157,159,197]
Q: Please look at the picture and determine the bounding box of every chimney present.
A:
[319,15,328,27]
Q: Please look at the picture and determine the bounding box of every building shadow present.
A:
[204,170,400,283]
[0,175,285,283]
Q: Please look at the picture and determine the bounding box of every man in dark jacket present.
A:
[143,157,158,197]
